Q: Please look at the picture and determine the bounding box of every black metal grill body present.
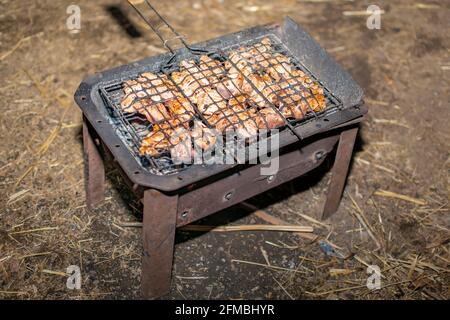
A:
[75,17,366,192]
[77,16,366,298]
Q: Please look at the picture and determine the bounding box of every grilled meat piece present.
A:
[165,97,195,126]
[172,56,227,114]
[216,72,244,99]
[169,121,218,163]
[140,123,191,158]
[121,73,177,111]
[226,38,272,76]
[198,55,225,81]
[172,55,224,98]
[171,71,201,100]
[168,126,193,164]
[126,37,327,158]
[195,87,228,115]
[170,139,192,164]
[255,107,286,130]
[139,124,172,157]
[207,98,258,139]
[191,121,217,152]
[121,72,196,125]
[224,38,326,118]
[140,120,218,161]
[136,100,171,123]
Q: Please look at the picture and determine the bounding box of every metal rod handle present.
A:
[127,0,189,54]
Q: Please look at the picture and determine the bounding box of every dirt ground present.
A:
[0,0,449,300]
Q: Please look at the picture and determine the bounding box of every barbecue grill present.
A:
[74,1,367,299]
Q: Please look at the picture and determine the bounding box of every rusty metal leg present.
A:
[83,116,105,210]
[141,189,178,299]
[321,127,358,220]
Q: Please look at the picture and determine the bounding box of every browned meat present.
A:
[121,72,177,111]
[216,72,244,99]
[139,124,172,157]
[206,98,259,139]
[165,97,195,126]
[255,107,286,130]
[128,100,169,123]
[198,55,225,82]
[140,120,218,161]
[140,122,191,158]
[168,126,192,164]
[172,56,227,115]
[191,121,217,151]
[223,38,326,118]
[195,88,228,115]
[125,37,327,158]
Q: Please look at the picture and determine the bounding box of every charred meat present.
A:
[121,37,326,158]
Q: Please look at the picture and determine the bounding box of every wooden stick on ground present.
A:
[9,227,59,235]
[231,259,307,274]
[117,220,313,233]
[348,194,382,250]
[374,189,427,205]
[240,202,318,241]
[179,224,313,233]
[42,269,69,277]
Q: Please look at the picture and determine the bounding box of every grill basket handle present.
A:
[127,0,204,55]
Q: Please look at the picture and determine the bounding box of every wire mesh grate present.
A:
[99,35,343,175]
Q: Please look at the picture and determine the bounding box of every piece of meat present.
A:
[120,72,180,124]
[121,72,199,126]
[206,100,243,131]
[222,63,273,108]
[226,38,272,74]
[138,100,171,123]
[139,126,171,157]
[266,63,326,115]
[172,56,219,96]
[247,73,273,108]
[171,71,202,101]
[225,39,326,118]
[140,119,218,160]
[140,122,191,158]
[133,37,328,159]
[266,59,293,81]
[275,73,326,115]
[224,46,278,109]
[170,139,192,164]
[121,72,177,111]
[207,100,258,139]
[165,97,195,125]
[216,72,245,99]
[255,107,286,130]
[191,121,217,152]
[198,55,225,83]
[169,126,192,164]
[121,80,151,112]
[237,113,259,139]
[195,87,228,115]
[172,56,228,114]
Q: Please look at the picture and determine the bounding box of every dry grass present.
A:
[0,0,449,299]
